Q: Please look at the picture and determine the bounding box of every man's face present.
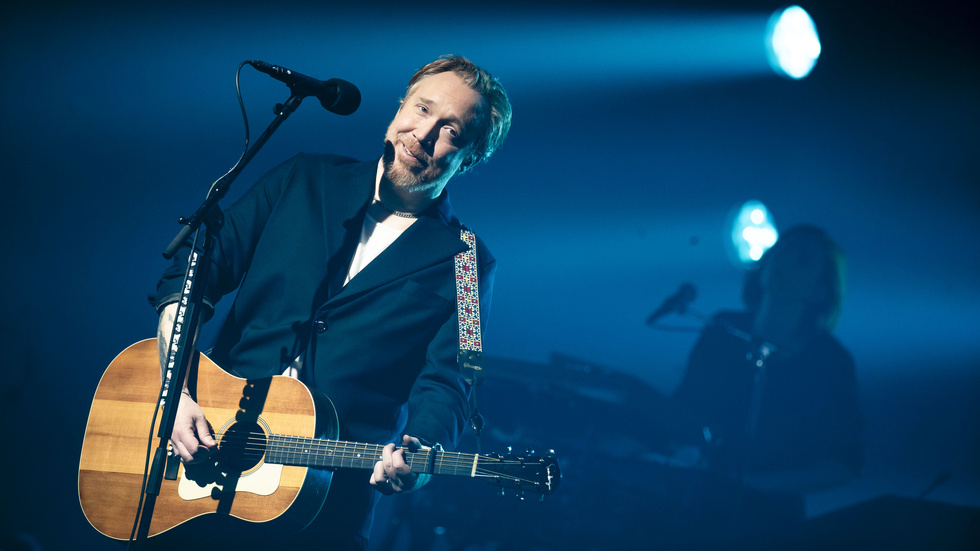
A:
[383,71,486,195]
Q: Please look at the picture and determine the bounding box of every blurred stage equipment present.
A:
[371,354,980,550]
[646,283,698,325]
[370,354,716,550]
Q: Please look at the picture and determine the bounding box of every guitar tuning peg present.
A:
[538,494,546,503]
[519,491,526,501]
[526,448,535,456]
[497,487,506,497]
[506,446,513,455]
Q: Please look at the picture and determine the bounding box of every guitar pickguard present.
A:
[177,461,284,500]
[176,414,283,500]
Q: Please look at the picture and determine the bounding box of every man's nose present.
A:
[412,119,439,150]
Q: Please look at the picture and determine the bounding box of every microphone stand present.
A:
[132,92,306,549]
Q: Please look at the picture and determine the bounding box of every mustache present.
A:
[398,137,430,167]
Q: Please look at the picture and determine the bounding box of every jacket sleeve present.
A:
[152,154,306,313]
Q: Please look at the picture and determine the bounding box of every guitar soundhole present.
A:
[216,421,267,472]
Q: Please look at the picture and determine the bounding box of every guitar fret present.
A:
[264,436,553,492]
[264,430,546,481]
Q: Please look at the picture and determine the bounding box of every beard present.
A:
[381,139,451,195]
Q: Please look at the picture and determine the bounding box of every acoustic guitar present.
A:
[78,339,560,541]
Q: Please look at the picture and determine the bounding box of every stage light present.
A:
[730,200,778,265]
[765,5,821,79]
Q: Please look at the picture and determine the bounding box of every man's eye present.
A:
[417,105,428,114]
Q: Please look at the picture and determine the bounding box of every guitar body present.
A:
[78,339,336,541]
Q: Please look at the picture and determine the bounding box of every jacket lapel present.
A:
[328,193,467,302]
[316,159,376,302]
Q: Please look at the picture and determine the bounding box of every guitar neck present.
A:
[264,435,475,477]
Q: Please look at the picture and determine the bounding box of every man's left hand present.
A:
[370,434,426,494]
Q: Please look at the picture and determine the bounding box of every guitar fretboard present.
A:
[264,435,479,477]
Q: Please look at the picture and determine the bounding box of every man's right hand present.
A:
[170,393,218,464]
[159,302,216,463]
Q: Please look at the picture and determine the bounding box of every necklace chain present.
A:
[374,199,420,219]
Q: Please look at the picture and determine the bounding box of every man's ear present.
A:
[457,150,481,174]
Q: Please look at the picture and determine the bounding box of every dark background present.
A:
[1,0,978,548]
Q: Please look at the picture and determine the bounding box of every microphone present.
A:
[248,60,361,115]
[646,283,697,325]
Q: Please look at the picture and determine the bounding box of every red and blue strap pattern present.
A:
[454,229,482,354]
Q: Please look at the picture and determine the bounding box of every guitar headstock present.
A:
[476,448,561,498]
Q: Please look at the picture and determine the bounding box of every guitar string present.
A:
[240,443,531,473]
[227,445,529,475]
[200,430,545,480]
[220,430,536,466]
[217,430,539,460]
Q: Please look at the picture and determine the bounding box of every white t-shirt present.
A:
[344,210,415,285]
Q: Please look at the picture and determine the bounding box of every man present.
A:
[154,55,511,550]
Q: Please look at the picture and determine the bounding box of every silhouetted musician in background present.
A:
[666,224,864,547]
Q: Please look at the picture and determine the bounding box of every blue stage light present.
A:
[766,5,821,79]
[730,200,778,265]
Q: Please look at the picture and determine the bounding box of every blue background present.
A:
[1,0,977,548]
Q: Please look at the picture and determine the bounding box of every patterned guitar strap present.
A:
[454,228,486,446]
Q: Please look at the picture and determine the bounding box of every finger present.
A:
[391,445,404,464]
[403,434,422,452]
[370,462,395,494]
[370,461,387,486]
[171,439,190,463]
[382,443,397,477]
[391,450,412,476]
[195,417,216,448]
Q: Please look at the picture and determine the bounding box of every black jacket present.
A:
[155,153,496,451]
